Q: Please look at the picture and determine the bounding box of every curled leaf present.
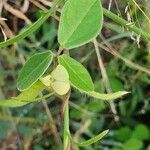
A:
[40,65,70,95]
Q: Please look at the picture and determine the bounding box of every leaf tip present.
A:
[104,129,109,135]
[120,91,130,95]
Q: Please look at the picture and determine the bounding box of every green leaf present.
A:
[58,54,94,92]
[123,138,143,150]
[40,65,70,95]
[58,55,129,100]
[132,124,149,141]
[0,81,46,107]
[17,51,53,91]
[115,127,132,142]
[88,91,129,100]
[58,0,103,49]
[109,77,124,92]
[0,0,63,49]
[74,130,109,147]
[0,99,28,107]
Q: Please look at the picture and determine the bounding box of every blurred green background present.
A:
[0,0,149,149]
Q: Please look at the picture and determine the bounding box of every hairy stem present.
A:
[63,94,70,150]
[0,6,150,49]
[103,8,150,40]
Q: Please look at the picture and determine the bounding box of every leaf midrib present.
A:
[60,56,93,91]
[18,54,52,90]
[62,0,97,46]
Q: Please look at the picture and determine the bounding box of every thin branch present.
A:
[98,35,150,75]
[108,0,113,11]
[42,99,62,148]
[93,39,119,122]
[63,92,71,150]
[4,2,31,24]
[132,0,150,23]
[103,8,150,40]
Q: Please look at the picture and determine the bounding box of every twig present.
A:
[74,119,91,141]
[103,8,150,40]
[21,0,29,13]
[29,0,47,11]
[0,115,39,124]
[108,0,113,11]
[132,0,150,23]
[38,0,61,12]
[69,101,95,116]
[63,92,71,150]
[98,35,150,75]
[93,39,119,122]
[4,2,31,24]
[42,100,62,149]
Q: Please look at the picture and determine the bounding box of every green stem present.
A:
[63,98,70,150]
[0,0,63,49]
[0,115,40,124]
[0,5,149,49]
[31,92,54,102]
[103,8,150,40]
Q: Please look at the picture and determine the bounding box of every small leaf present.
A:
[58,54,94,92]
[74,130,109,147]
[132,124,150,141]
[40,65,70,95]
[88,91,129,100]
[115,127,132,142]
[17,51,53,91]
[0,81,46,107]
[51,65,70,95]
[123,138,143,150]
[58,0,103,49]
